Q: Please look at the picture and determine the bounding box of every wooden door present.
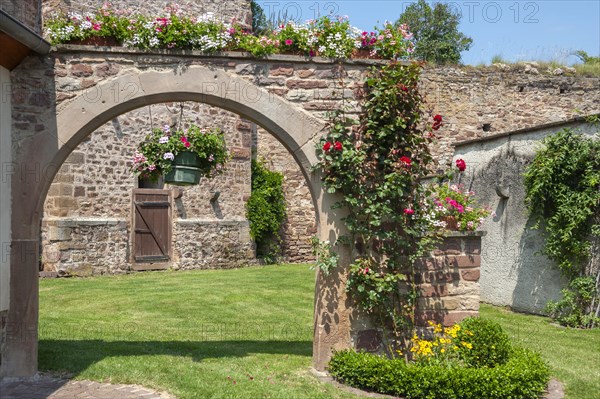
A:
[132,189,172,265]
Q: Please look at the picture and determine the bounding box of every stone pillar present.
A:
[312,190,354,371]
[348,232,483,356]
[414,232,482,327]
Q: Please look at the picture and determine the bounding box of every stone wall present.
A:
[420,64,600,167]
[454,118,598,314]
[1,0,41,33]
[42,0,252,27]
[41,100,255,276]
[14,48,373,273]
[28,50,600,274]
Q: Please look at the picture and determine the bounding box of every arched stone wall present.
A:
[4,62,354,376]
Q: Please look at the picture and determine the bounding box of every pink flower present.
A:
[133,152,146,164]
[456,159,466,172]
[181,137,188,143]
[92,23,102,31]
[456,204,464,213]
[184,142,191,148]
[148,164,156,171]
[404,208,414,215]
[363,267,370,275]
[285,39,293,46]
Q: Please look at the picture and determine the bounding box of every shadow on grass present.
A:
[39,339,313,374]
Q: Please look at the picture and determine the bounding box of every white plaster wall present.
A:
[0,66,11,312]
[454,121,598,314]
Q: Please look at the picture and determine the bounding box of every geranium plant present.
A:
[44,4,414,60]
[132,124,229,181]
[426,159,492,232]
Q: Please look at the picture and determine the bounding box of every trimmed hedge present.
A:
[456,317,512,368]
[328,347,550,399]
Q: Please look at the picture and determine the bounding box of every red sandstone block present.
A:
[415,271,460,284]
[419,284,448,297]
[303,101,339,110]
[70,63,93,77]
[270,66,295,76]
[448,255,480,268]
[461,269,480,281]
[286,79,328,89]
[297,69,314,78]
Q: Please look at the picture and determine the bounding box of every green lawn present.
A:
[480,304,600,399]
[39,265,600,399]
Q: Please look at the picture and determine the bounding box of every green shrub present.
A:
[456,317,511,368]
[546,276,600,328]
[328,347,550,399]
[246,159,286,263]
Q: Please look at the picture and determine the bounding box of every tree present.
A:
[251,0,268,34]
[396,0,472,64]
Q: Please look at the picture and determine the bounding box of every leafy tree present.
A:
[251,0,268,34]
[396,0,472,64]
[574,50,600,65]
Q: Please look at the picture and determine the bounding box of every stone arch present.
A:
[5,64,350,377]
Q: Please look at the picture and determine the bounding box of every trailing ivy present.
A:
[246,159,286,264]
[524,127,600,327]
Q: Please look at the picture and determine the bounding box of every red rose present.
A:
[404,208,415,215]
[323,142,332,152]
[334,141,343,151]
[456,159,466,172]
[432,121,441,131]
[399,84,408,92]
[399,156,411,166]
[433,114,442,122]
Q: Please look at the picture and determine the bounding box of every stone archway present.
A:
[4,64,353,376]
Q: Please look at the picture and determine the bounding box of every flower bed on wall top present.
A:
[44,3,415,60]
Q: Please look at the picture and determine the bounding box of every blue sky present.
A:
[255,1,600,65]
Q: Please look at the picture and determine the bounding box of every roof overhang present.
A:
[0,9,50,70]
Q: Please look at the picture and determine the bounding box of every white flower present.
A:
[163,152,175,161]
[149,36,160,47]
[159,136,169,144]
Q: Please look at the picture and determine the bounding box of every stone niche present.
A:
[354,232,483,353]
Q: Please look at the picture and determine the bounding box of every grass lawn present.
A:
[39,264,600,399]
[480,303,600,399]
[39,264,359,399]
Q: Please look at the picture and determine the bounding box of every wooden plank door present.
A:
[132,189,172,265]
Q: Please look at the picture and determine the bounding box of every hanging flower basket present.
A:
[132,124,229,186]
[164,151,204,186]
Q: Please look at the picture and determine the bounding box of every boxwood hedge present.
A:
[328,346,550,399]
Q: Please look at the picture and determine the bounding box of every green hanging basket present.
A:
[164,151,204,186]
